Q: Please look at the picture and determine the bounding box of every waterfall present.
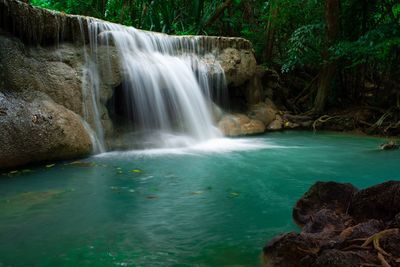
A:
[79,18,227,151]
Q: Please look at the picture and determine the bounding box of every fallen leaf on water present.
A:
[229,192,240,198]
[65,161,81,165]
[130,169,143,173]
[9,170,18,174]
[66,161,96,167]
[46,164,55,168]
[191,191,204,195]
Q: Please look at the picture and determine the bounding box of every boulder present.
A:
[293,181,358,226]
[248,102,277,126]
[350,181,400,222]
[267,115,283,131]
[264,181,400,267]
[302,208,350,237]
[311,249,377,267]
[218,114,265,136]
[0,91,92,169]
[263,232,319,267]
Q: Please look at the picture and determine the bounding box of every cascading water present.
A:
[80,18,227,150]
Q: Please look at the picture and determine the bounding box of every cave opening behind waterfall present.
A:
[104,60,228,150]
[106,83,183,131]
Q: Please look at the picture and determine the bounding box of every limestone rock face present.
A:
[0,35,85,116]
[218,114,265,136]
[218,48,258,87]
[0,91,92,169]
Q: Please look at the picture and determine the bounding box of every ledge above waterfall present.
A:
[0,0,252,51]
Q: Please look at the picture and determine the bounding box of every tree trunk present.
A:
[263,1,278,62]
[313,0,340,114]
[204,0,233,28]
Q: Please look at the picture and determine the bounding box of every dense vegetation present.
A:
[30,0,400,132]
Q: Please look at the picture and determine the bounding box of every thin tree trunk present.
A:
[263,1,278,62]
[204,0,233,28]
[313,0,340,114]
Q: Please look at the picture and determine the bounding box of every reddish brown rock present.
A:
[293,181,358,226]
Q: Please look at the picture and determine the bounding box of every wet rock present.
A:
[267,115,283,131]
[264,181,400,267]
[303,208,351,237]
[311,249,377,267]
[389,213,400,228]
[0,91,92,169]
[293,182,358,226]
[380,140,399,150]
[381,231,400,258]
[263,232,320,267]
[339,219,385,241]
[350,181,400,222]
[284,121,301,129]
[218,114,265,136]
[248,102,277,126]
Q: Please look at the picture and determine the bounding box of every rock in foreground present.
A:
[263,181,400,267]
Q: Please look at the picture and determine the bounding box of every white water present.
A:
[80,18,228,151]
[96,138,276,157]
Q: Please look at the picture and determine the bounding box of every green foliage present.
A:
[282,23,325,72]
[332,23,400,68]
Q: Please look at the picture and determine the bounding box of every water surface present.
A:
[1,131,399,267]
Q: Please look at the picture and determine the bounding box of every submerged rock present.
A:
[263,181,400,267]
[380,140,399,150]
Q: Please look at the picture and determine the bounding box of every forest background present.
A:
[30,0,400,133]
